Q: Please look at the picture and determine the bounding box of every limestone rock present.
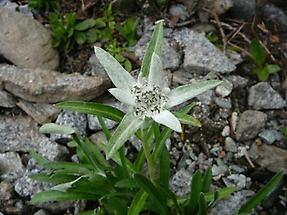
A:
[0,64,109,103]
[0,7,59,69]
[235,110,267,141]
[0,89,16,108]
[17,100,60,124]
[173,28,236,74]
[0,152,25,182]
[0,115,68,161]
[248,82,286,110]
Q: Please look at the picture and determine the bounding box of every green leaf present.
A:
[250,39,266,66]
[72,134,110,171]
[124,59,132,72]
[134,174,170,215]
[103,197,127,215]
[173,112,201,127]
[205,187,236,202]
[106,113,143,159]
[51,175,87,192]
[202,167,212,193]
[238,170,284,214]
[185,170,203,214]
[31,190,98,203]
[198,193,207,215]
[75,19,98,31]
[56,101,124,122]
[74,31,87,45]
[252,67,269,81]
[128,191,148,215]
[39,123,75,135]
[265,64,280,74]
[139,20,164,78]
[86,28,99,43]
[159,144,170,189]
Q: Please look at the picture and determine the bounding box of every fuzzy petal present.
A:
[95,47,136,90]
[152,110,182,132]
[108,88,135,106]
[166,80,222,108]
[107,113,143,159]
[148,52,165,88]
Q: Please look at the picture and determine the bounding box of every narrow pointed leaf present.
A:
[128,190,148,215]
[238,170,284,214]
[56,101,124,122]
[134,174,170,215]
[139,20,164,78]
[159,144,170,189]
[107,113,143,159]
[95,47,136,90]
[31,190,99,203]
[173,112,201,127]
[40,123,75,135]
[202,167,212,193]
[166,80,222,108]
[199,193,207,215]
[185,170,203,214]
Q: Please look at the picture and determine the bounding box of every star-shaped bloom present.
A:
[95,47,221,159]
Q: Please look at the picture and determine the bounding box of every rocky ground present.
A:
[0,0,287,214]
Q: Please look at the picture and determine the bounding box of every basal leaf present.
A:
[250,39,266,67]
[39,123,75,135]
[128,190,148,215]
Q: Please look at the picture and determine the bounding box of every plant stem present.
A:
[141,129,156,183]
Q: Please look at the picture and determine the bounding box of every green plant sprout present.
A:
[28,0,58,12]
[31,20,284,215]
[49,3,138,71]
[250,39,280,81]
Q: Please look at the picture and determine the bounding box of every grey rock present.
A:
[14,159,48,198]
[225,75,248,88]
[260,3,287,32]
[212,159,228,178]
[0,115,68,161]
[15,160,74,211]
[133,35,181,70]
[221,125,230,137]
[85,54,107,76]
[0,64,109,103]
[214,97,232,109]
[177,0,233,16]
[196,90,214,105]
[248,82,286,110]
[225,137,237,152]
[170,169,192,196]
[174,29,236,74]
[51,111,87,142]
[0,7,59,69]
[0,181,14,201]
[169,4,189,20]
[209,190,254,215]
[0,0,17,10]
[0,89,16,108]
[225,50,243,65]
[223,174,247,190]
[235,110,267,141]
[258,129,283,144]
[229,0,256,21]
[249,143,287,173]
[17,100,60,124]
[34,209,50,215]
[0,152,25,182]
[215,79,233,97]
[172,69,195,85]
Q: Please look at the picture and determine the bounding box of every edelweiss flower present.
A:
[95,47,221,158]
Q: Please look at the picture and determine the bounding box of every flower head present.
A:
[95,46,221,159]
